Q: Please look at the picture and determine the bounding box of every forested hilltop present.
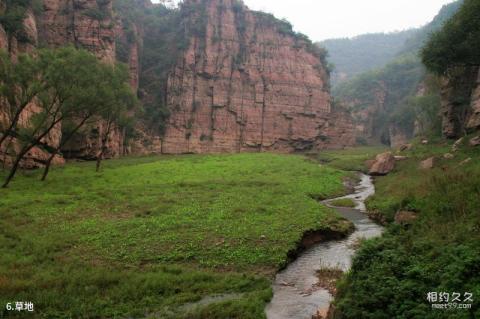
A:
[319,30,417,87]
[331,0,465,146]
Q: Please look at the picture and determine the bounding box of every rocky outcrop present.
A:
[40,0,116,63]
[0,3,64,168]
[420,157,436,170]
[389,124,409,149]
[161,0,354,154]
[470,135,480,147]
[2,0,355,167]
[466,69,480,131]
[441,66,480,138]
[38,0,126,159]
[0,24,7,51]
[61,121,124,160]
[0,101,65,169]
[369,152,395,176]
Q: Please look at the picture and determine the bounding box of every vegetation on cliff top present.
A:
[0,153,351,318]
[422,0,479,75]
[0,0,43,44]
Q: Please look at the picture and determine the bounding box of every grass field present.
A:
[0,153,351,318]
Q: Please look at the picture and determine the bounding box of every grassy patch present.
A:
[366,140,459,222]
[315,267,344,295]
[334,138,480,318]
[315,146,388,172]
[329,198,356,208]
[0,153,350,318]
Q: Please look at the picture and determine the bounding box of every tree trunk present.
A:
[2,146,30,188]
[0,100,33,149]
[41,116,91,181]
[95,151,103,172]
[2,117,63,187]
[41,150,57,181]
[95,120,112,172]
[1,136,14,169]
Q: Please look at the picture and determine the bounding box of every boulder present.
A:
[312,308,329,319]
[394,211,418,225]
[369,152,396,176]
[421,139,429,145]
[469,136,480,147]
[443,153,454,159]
[452,137,464,152]
[394,156,408,161]
[459,158,472,166]
[420,157,436,170]
[364,159,375,170]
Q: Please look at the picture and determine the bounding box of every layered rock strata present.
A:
[161,0,354,154]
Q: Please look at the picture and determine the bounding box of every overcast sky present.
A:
[153,0,456,41]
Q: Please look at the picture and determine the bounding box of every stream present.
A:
[266,173,384,319]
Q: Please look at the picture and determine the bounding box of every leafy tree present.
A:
[1,47,136,187]
[0,0,41,45]
[0,50,44,150]
[422,0,480,75]
[94,64,137,172]
[41,53,137,180]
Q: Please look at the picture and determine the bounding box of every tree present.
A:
[41,58,137,180]
[422,0,480,76]
[94,64,137,172]
[1,47,137,187]
[0,50,44,151]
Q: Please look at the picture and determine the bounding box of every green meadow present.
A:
[0,153,351,318]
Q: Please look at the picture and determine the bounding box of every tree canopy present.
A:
[422,0,480,75]
[0,47,137,187]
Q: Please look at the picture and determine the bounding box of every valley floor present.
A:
[2,142,478,318]
[0,153,352,318]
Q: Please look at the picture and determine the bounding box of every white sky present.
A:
[153,0,457,41]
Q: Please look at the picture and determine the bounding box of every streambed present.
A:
[266,174,384,319]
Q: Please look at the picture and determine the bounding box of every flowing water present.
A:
[266,174,384,319]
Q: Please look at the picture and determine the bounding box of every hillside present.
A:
[333,0,463,146]
[319,30,417,87]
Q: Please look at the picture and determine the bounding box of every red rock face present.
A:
[466,68,480,131]
[0,5,64,168]
[1,0,355,167]
[39,0,126,159]
[40,0,115,63]
[161,0,354,154]
[440,66,479,138]
[0,24,7,51]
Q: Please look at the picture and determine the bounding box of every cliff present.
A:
[1,0,355,168]
[161,0,353,153]
[441,66,480,138]
[0,2,64,168]
[40,0,116,63]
